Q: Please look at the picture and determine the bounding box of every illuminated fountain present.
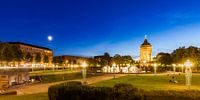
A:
[102,66,139,73]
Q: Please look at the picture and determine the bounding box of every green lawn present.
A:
[29,69,79,76]
[0,93,48,100]
[91,73,200,91]
[2,73,200,100]
[36,72,101,83]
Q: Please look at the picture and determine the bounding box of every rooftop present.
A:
[141,39,151,46]
[4,42,52,51]
[141,35,152,46]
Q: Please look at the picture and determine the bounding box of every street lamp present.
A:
[153,63,157,75]
[127,64,131,74]
[181,64,184,73]
[81,61,88,85]
[184,60,192,89]
[172,64,176,74]
[113,63,116,79]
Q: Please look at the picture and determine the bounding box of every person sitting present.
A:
[169,76,178,83]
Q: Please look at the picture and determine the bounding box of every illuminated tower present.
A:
[140,35,152,67]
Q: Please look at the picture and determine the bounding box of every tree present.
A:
[171,47,186,64]
[0,43,4,66]
[25,52,34,71]
[58,57,64,66]
[43,55,49,71]
[94,52,111,67]
[25,52,33,63]
[11,44,24,66]
[184,46,200,67]
[35,53,41,63]
[112,54,122,67]
[101,52,111,66]
[171,46,200,71]
[52,57,58,65]
[156,52,173,66]
[52,57,59,71]
[44,55,49,64]
[121,55,134,66]
[2,44,14,66]
[88,58,96,67]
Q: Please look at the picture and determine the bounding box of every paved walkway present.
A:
[8,74,126,95]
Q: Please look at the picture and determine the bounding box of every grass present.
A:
[0,93,48,100]
[3,73,200,100]
[35,72,101,83]
[91,73,200,91]
[29,68,102,83]
[0,72,102,100]
[29,69,79,76]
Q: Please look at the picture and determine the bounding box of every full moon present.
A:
[47,35,53,41]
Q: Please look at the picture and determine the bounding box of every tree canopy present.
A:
[35,53,41,63]
[156,46,200,67]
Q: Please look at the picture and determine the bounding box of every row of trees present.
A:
[0,43,49,67]
[52,52,134,68]
[156,46,200,70]
[90,52,134,67]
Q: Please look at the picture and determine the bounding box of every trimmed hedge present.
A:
[113,83,140,100]
[48,81,200,100]
[48,82,140,100]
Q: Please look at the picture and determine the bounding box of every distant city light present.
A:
[81,61,88,68]
[184,60,193,68]
[47,35,53,41]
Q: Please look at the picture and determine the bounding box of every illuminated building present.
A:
[1,42,53,67]
[140,35,152,67]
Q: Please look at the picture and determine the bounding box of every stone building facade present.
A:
[140,36,152,67]
[7,42,53,67]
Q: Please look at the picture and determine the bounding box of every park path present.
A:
[10,74,126,95]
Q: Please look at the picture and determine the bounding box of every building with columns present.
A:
[140,36,152,67]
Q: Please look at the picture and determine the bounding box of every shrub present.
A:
[65,81,82,86]
[80,86,113,100]
[48,81,82,100]
[48,81,113,100]
[113,83,140,100]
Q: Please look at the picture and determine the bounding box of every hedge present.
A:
[48,81,200,100]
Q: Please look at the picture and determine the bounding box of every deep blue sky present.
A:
[1,0,200,57]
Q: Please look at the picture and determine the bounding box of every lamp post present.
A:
[172,64,176,74]
[184,60,192,90]
[181,64,184,73]
[153,63,157,75]
[113,63,116,79]
[52,64,55,72]
[81,61,88,85]
[127,64,131,75]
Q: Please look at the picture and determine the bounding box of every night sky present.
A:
[1,0,200,57]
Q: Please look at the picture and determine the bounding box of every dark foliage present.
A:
[49,82,141,100]
[48,82,200,100]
